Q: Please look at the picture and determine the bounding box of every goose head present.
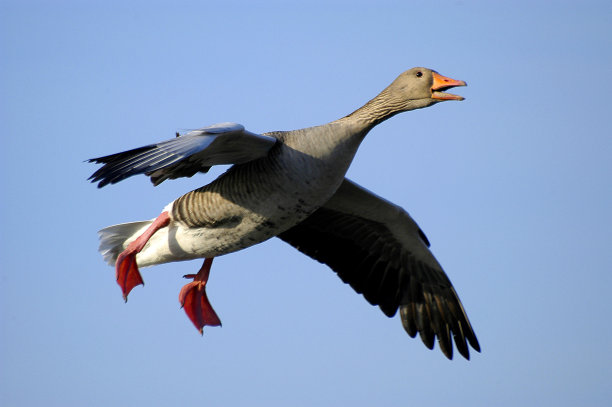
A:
[347,67,467,126]
[383,67,467,111]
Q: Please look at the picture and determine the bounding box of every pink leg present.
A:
[179,257,222,334]
[115,211,170,302]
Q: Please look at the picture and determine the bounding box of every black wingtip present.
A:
[417,228,430,247]
[86,145,156,188]
[468,336,481,353]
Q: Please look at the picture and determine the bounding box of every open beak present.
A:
[431,72,467,101]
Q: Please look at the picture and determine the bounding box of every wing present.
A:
[88,122,277,187]
[277,178,480,360]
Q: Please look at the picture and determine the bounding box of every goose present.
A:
[89,67,480,360]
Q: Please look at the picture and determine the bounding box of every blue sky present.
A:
[1,0,611,405]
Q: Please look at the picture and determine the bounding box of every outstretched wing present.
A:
[278,178,480,360]
[88,122,277,187]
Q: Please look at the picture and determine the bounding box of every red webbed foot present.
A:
[114,211,170,301]
[179,258,222,333]
[116,248,144,302]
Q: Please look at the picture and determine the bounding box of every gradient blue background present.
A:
[2,0,611,405]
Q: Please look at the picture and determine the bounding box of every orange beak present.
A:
[431,71,467,101]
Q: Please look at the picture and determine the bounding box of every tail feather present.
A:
[98,221,153,266]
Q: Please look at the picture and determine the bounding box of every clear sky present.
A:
[1,0,611,406]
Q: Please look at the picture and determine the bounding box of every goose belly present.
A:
[134,203,309,268]
[134,136,358,267]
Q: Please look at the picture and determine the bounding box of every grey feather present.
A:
[278,178,480,360]
[88,122,276,187]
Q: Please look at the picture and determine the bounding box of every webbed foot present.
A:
[179,258,222,333]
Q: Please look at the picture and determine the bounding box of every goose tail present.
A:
[98,221,153,266]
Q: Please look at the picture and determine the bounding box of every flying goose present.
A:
[89,68,480,360]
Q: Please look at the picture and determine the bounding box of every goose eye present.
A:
[416,71,423,78]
